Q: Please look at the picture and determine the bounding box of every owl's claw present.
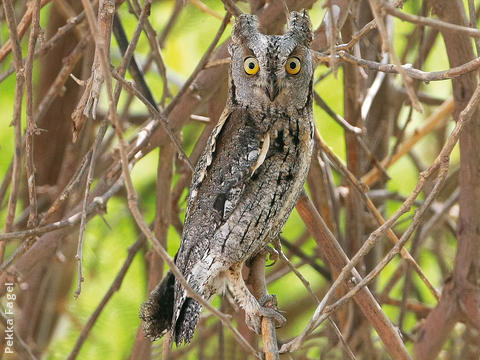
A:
[259,294,286,328]
[245,294,286,334]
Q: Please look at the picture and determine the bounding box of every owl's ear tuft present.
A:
[232,14,260,45]
[287,11,313,46]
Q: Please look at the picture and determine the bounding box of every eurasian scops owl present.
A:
[140,10,314,345]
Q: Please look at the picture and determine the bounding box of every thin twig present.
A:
[369,0,422,111]
[0,162,13,208]
[112,4,156,107]
[419,188,459,241]
[0,0,52,63]
[39,150,92,225]
[111,70,193,171]
[189,0,224,20]
[334,19,377,52]
[1,0,26,262]
[67,234,146,359]
[313,92,362,134]
[74,121,108,299]
[129,0,171,105]
[362,98,454,186]
[337,51,480,82]
[165,13,231,115]
[314,92,390,181]
[316,129,440,301]
[381,0,480,38]
[275,238,319,304]
[74,0,116,298]
[24,0,41,228]
[328,318,357,360]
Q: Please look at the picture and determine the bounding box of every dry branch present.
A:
[284,192,412,360]
[67,233,146,359]
[2,0,26,263]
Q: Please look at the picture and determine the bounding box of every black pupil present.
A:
[248,62,255,69]
[290,61,297,69]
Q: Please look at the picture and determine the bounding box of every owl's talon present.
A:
[245,294,286,333]
[245,306,287,333]
[261,306,287,328]
[259,294,286,328]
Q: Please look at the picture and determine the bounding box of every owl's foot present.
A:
[226,262,286,334]
[247,294,287,333]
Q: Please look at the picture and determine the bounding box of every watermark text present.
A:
[4,283,15,354]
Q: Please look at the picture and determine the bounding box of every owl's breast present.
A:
[217,110,314,262]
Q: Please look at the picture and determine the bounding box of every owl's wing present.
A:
[187,107,268,222]
[184,107,232,219]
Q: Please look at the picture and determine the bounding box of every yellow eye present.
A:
[285,57,301,75]
[243,57,259,75]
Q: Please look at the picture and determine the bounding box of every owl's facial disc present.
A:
[230,31,313,109]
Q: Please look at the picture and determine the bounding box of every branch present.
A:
[1,0,26,262]
[381,0,480,38]
[24,0,41,228]
[67,234,146,359]
[315,129,440,301]
[282,192,412,360]
[246,253,280,360]
[361,98,454,186]
[0,0,52,62]
[337,51,480,81]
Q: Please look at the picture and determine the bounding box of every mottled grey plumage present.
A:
[140,11,314,345]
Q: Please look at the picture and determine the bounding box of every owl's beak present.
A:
[265,78,279,102]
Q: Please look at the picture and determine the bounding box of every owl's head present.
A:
[229,11,313,111]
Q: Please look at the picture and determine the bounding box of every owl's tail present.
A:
[174,297,202,344]
[140,270,203,345]
[140,271,175,340]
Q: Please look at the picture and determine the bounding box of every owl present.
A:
[140,11,314,345]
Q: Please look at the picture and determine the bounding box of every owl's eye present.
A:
[285,57,301,75]
[244,57,259,75]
